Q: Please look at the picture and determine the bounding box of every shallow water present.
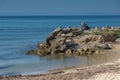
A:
[0,16,120,76]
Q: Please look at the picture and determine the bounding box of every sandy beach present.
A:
[0,43,120,80]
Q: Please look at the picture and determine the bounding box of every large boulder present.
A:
[50,38,66,48]
[50,37,67,54]
[45,35,55,46]
[45,27,63,45]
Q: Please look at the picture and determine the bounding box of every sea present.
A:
[0,16,120,76]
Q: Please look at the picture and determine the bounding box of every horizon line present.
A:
[0,15,120,17]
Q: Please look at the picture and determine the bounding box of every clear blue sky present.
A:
[0,0,120,16]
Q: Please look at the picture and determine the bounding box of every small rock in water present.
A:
[26,50,37,55]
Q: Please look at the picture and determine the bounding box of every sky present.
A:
[0,0,120,16]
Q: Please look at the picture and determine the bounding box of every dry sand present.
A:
[1,43,120,80]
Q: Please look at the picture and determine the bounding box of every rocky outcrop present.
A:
[27,25,120,57]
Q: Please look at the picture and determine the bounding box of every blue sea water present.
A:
[0,16,120,76]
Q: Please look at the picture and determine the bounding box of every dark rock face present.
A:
[36,27,84,56]
[45,27,63,46]
[81,22,90,31]
[50,38,67,53]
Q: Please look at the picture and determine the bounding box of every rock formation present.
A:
[26,24,120,57]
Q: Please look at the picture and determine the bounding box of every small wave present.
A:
[0,65,14,70]
[0,72,21,76]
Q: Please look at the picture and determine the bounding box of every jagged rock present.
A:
[72,29,83,36]
[45,35,55,46]
[48,37,67,54]
[45,27,63,45]
[51,27,63,36]
[81,22,90,31]
[63,27,73,34]
[26,50,37,55]
[55,31,64,38]
[51,38,66,49]
[115,38,120,43]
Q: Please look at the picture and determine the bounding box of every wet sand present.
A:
[1,43,120,80]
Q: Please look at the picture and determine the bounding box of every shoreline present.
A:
[1,59,120,80]
[1,43,120,80]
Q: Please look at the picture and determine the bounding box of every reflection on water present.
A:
[0,65,14,70]
[46,50,120,68]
